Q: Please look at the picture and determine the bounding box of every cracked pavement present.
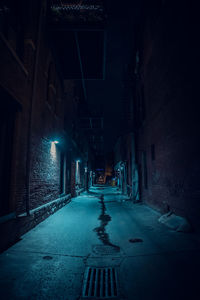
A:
[0,186,200,299]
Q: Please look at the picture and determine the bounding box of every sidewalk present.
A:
[0,186,200,299]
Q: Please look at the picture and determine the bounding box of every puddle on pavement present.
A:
[129,238,143,243]
[93,194,120,251]
[43,256,53,260]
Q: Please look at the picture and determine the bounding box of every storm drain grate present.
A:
[82,267,118,298]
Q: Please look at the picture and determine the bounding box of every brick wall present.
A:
[136,1,200,229]
[0,0,71,234]
[29,137,61,210]
[0,0,91,251]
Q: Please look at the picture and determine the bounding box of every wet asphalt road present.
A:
[0,186,200,299]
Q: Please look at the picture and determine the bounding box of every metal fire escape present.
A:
[47,0,106,157]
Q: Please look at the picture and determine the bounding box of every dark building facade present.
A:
[0,0,92,251]
[113,1,200,231]
[114,1,200,230]
[135,1,200,230]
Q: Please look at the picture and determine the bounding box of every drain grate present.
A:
[82,267,118,298]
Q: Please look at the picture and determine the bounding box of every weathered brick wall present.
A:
[27,7,65,211]
[29,137,61,210]
[136,2,200,229]
[0,34,32,215]
[0,0,88,250]
[0,194,71,253]
[0,0,67,214]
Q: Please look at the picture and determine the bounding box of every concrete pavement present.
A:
[0,186,200,299]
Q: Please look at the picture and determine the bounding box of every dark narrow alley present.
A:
[0,0,200,299]
[1,186,200,299]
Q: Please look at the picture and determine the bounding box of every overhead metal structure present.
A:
[48,0,106,156]
[48,0,106,81]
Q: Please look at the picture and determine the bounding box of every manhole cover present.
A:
[43,256,53,260]
[82,267,118,298]
[93,245,120,255]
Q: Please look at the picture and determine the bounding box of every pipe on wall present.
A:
[25,1,44,216]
